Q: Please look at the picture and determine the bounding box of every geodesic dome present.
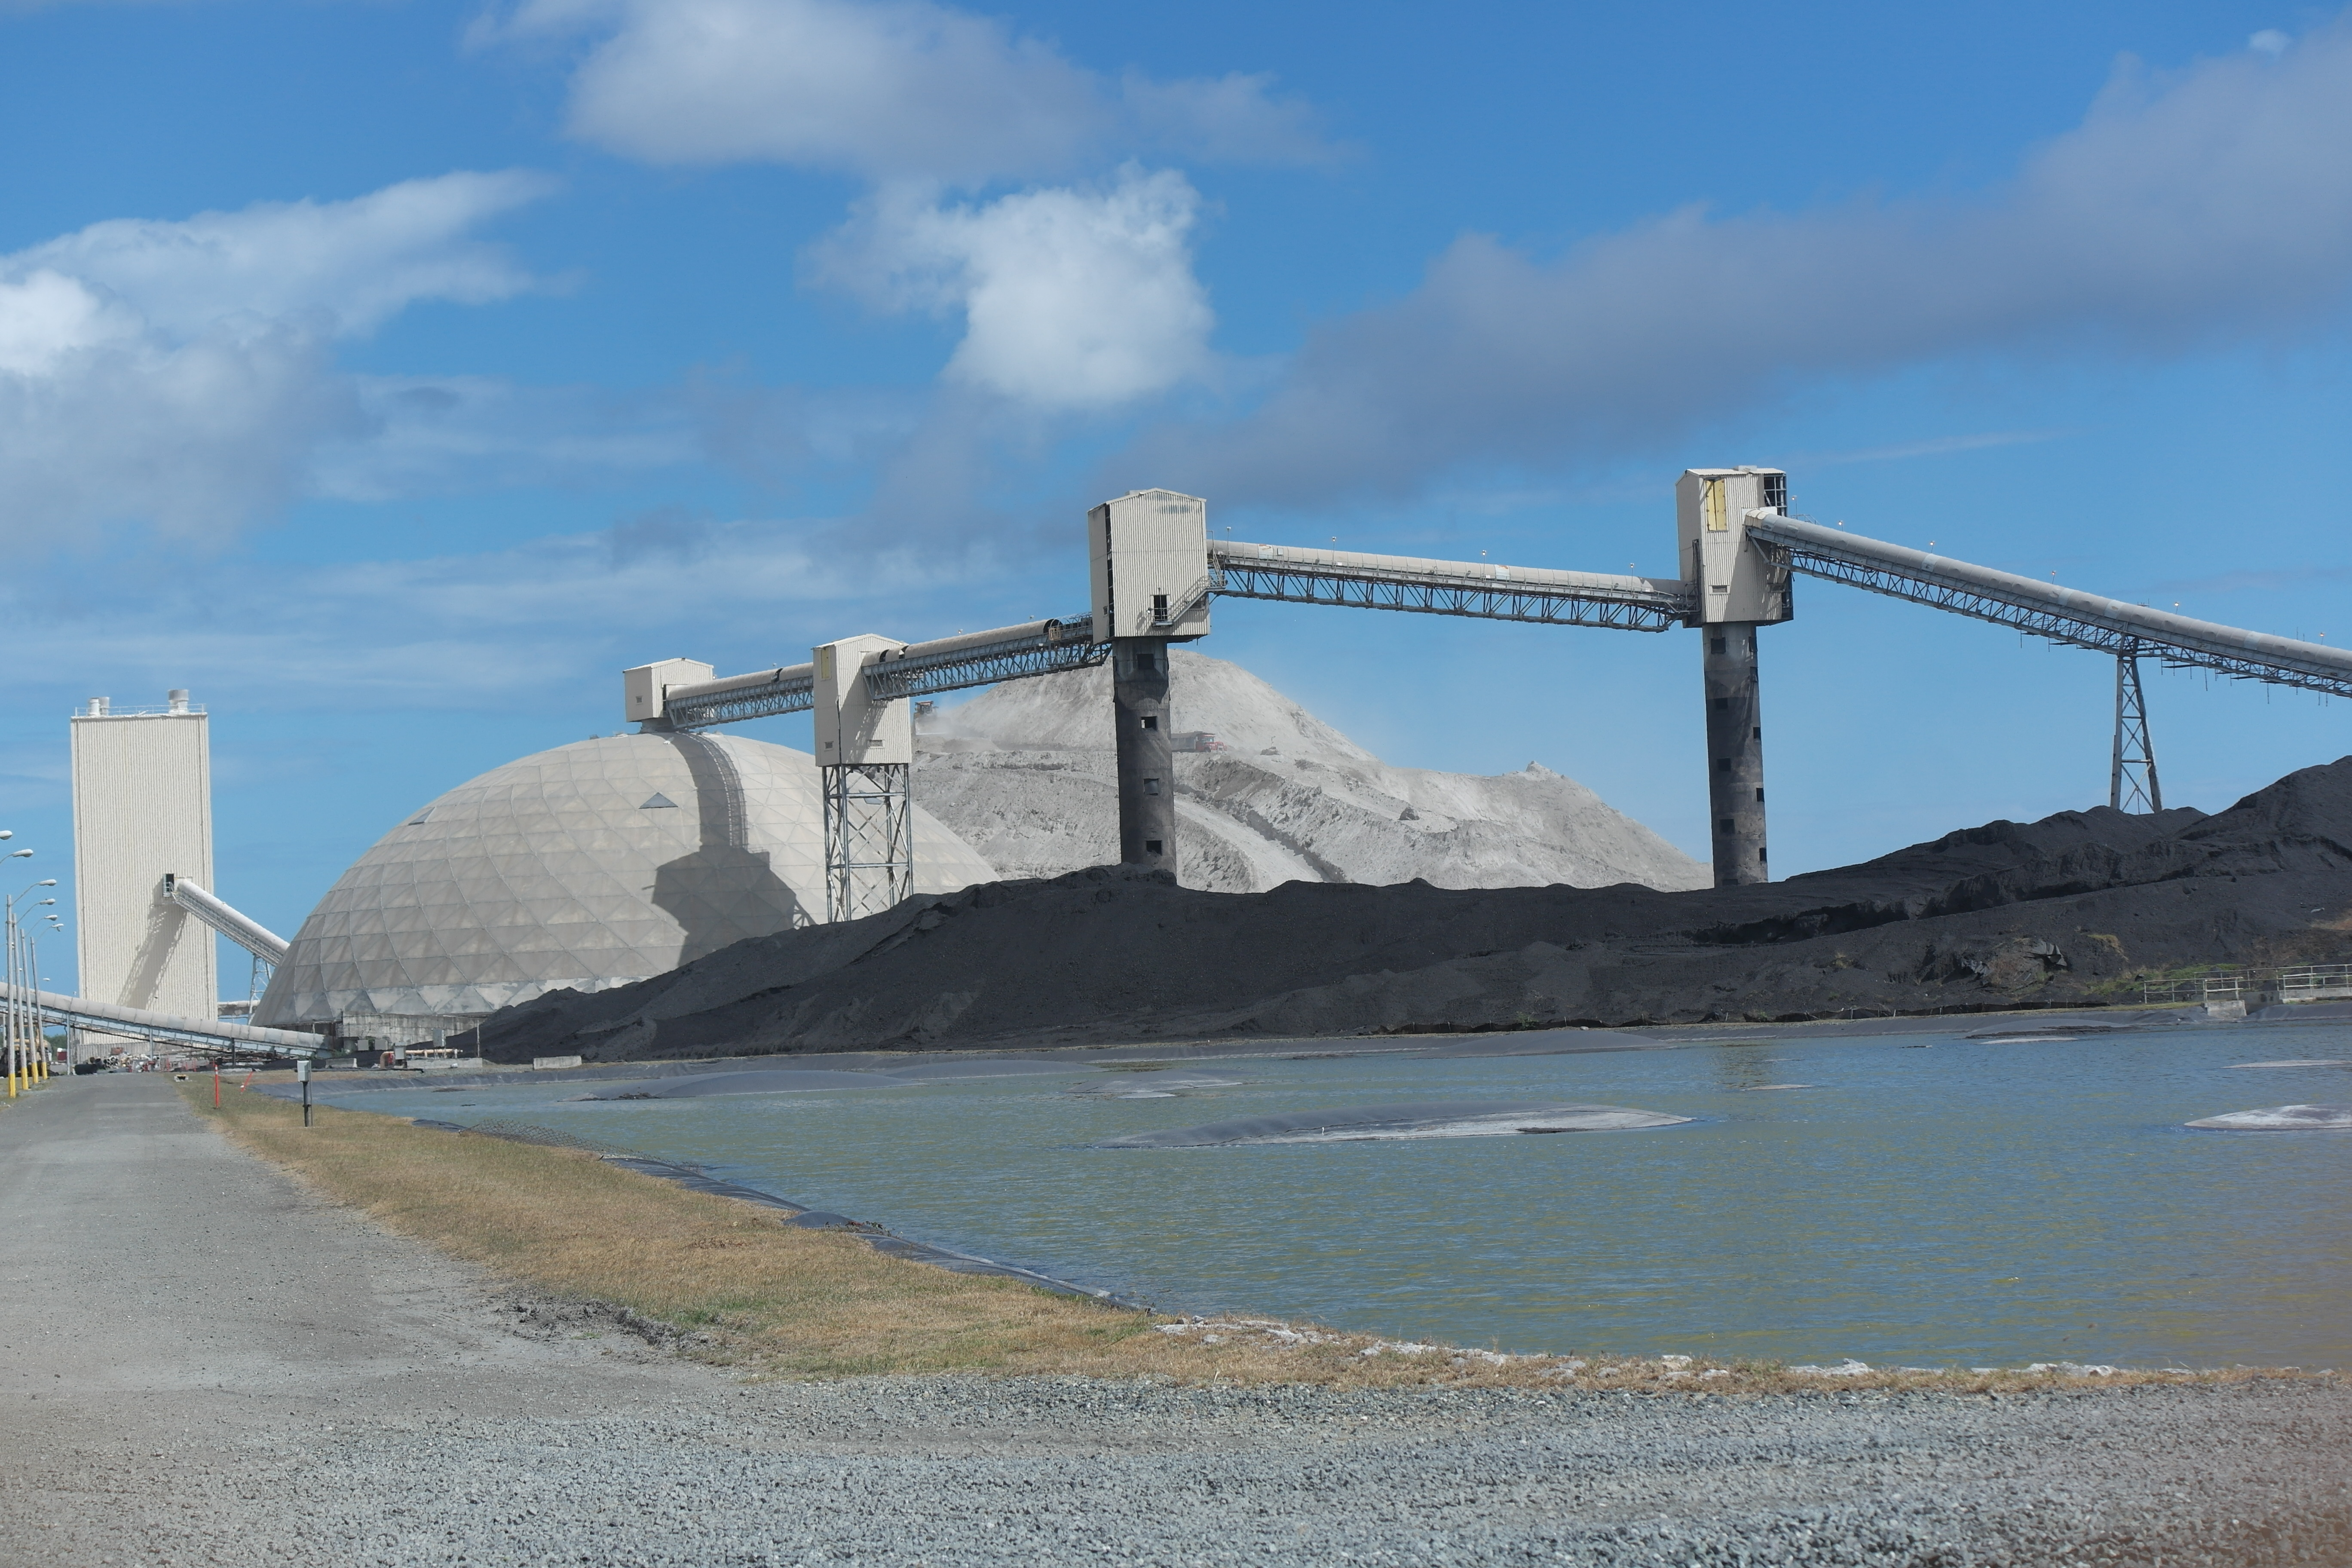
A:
[256,732,997,1026]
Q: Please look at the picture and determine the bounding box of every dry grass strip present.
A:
[184,1078,2315,1394]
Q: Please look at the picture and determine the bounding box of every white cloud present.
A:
[9,171,553,339]
[818,168,1213,410]
[1797,429,2074,469]
[1122,24,2352,504]
[0,271,132,375]
[480,2,1282,433]
[312,375,704,503]
[489,0,1329,181]
[8,511,958,714]
[0,174,556,541]
[0,306,352,543]
[1118,70,1327,167]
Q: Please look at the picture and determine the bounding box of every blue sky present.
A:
[4,0,2350,994]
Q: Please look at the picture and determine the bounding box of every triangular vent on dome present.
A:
[640,793,678,809]
[406,808,434,825]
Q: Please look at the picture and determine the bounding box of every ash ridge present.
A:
[913,649,1709,895]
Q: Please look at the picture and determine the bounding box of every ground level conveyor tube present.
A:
[1,981,328,1059]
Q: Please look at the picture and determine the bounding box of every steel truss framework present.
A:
[2113,645,2162,813]
[667,674,815,731]
[864,615,1107,701]
[822,762,912,924]
[1208,558,1690,632]
[668,617,1110,729]
[1751,522,2352,700]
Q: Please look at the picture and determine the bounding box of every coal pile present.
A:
[467,757,2352,1063]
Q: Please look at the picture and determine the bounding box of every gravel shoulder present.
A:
[3,1077,2346,1567]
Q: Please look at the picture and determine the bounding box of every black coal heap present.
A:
[469,756,2352,1061]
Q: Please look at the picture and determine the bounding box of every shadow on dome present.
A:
[652,732,808,961]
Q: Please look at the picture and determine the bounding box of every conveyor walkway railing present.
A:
[863,614,1105,701]
[1209,539,1693,631]
[660,615,1108,730]
[660,663,817,729]
[1747,513,2352,699]
[628,469,2352,908]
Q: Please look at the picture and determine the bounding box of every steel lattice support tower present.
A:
[811,634,917,922]
[823,762,912,922]
[2112,643,2162,813]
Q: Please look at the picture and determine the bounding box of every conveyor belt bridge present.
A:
[626,469,2352,909]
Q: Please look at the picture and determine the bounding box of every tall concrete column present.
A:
[1702,621,1768,886]
[1112,638,1177,873]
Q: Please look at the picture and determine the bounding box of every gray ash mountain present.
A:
[913,649,1706,894]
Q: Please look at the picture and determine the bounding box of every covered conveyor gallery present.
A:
[627,469,2352,909]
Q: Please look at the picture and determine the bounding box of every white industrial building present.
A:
[69,692,217,1054]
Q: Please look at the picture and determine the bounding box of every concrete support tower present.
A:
[1676,469,1794,888]
[1090,490,1213,876]
[1111,640,1176,863]
[1700,624,1767,885]
[70,690,217,1054]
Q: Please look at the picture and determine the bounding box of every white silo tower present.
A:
[69,690,217,1053]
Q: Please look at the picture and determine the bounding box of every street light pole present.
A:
[6,894,22,1096]
[5,870,58,1097]
[41,912,64,1073]
[5,898,15,1099]
[26,924,46,1081]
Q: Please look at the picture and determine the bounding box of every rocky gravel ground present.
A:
[235,1376,2347,1568]
[5,1078,2344,1567]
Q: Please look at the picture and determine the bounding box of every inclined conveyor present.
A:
[626,470,2343,901]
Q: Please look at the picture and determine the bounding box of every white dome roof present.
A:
[257,732,997,1026]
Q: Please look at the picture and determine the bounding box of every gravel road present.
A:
[3,1077,2344,1566]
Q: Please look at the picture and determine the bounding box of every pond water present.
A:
[327,1024,2352,1368]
